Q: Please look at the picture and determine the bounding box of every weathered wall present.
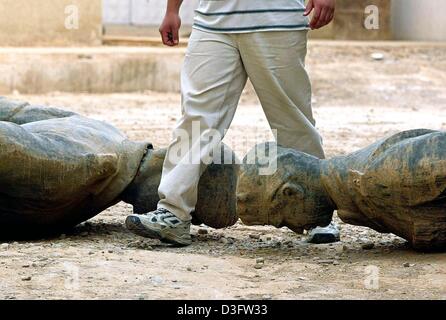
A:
[392,0,446,41]
[103,0,392,41]
[311,0,391,40]
[103,0,198,26]
[103,0,198,37]
[0,47,185,94]
[0,0,102,46]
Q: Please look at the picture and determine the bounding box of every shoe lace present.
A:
[155,208,171,216]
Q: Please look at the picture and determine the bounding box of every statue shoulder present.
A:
[350,129,446,208]
[370,129,438,159]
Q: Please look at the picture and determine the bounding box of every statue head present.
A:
[237,142,334,233]
[121,143,240,229]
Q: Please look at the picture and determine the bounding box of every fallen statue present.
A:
[0,97,238,237]
[237,129,446,251]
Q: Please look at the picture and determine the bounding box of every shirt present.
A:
[193,0,310,33]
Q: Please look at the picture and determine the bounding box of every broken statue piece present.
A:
[0,97,239,238]
[238,129,446,251]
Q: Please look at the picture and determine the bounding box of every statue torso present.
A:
[322,129,446,249]
[0,115,150,231]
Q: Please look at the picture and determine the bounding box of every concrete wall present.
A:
[311,0,391,40]
[103,0,199,38]
[0,0,102,46]
[0,47,185,94]
[104,0,391,41]
[103,0,198,26]
[392,0,446,41]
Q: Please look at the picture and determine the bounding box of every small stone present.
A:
[260,235,273,242]
[21,276,32,281]
[22,264,30,268]
[1,243,9,249]
[149,276,164,285]
[371,52,385,61]
[284,240,294,247]
[249,234,260,240]
[254,264,263,270]
[318,259,334,265]
[298,277,307,281]
[197,228,208,235]
[108,249,114,253]
[333,260,340,266]
[334,245,344,254]
[256,258,265,264]
[88,251,94,255]
[403,262,415,268]
[187,267,193,272]
[361,242,375,250]
[273,241,282,248]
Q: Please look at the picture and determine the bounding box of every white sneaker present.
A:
[125,208,192,246]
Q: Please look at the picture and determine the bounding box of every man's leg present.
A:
[126,30,247,245]
[239,30,324,159]
[239,31,339,242]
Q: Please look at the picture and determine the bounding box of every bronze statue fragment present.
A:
[238,129,446,251]
[0,97,238,238]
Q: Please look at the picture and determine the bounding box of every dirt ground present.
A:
[1,42,446,300]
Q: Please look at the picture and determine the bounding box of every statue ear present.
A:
[280,182,304,199]
[348,169,366,195]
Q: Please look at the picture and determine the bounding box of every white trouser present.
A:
[158,29,325,221]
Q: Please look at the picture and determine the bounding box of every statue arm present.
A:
[0,97,77,124]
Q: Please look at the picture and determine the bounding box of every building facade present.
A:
[392,0,446,41]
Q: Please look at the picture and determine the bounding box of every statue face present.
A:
[237,144,334,233]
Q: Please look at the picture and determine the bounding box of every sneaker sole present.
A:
[125,216,192,247]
